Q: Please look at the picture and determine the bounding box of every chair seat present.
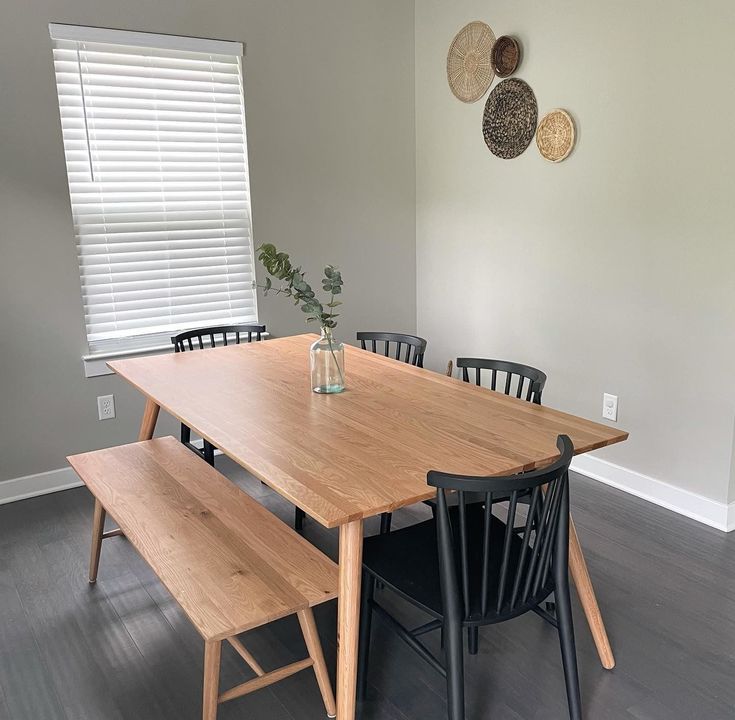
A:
[363,504,551,622]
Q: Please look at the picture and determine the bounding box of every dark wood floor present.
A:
[1,456,733,720]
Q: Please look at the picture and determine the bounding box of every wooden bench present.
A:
[67,436,338,720]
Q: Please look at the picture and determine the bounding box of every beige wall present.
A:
[3,0,734,508]
[416,1,735,502]
[0,0,416,482]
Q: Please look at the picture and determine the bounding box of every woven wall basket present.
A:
[482,78,538,159]
[491,36,520,78]
[447,21,496,103]
[536,109,576,162]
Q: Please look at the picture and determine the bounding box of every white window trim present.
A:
[49,23,243,56]
[82,332,270,377]
[83,343,176,377]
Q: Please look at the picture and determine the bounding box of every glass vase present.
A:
[310,327,345,394]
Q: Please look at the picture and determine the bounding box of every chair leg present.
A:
[89,499,106,584]
[298,609,336,718]
[295,507,306,533]
[379,512,392,535]
[467,626,479,655]
[202,639,221,720]
[357,573,375,701]
[556,570,582,718]
[181,423,191,445]
[203,441,215,467]
[444,619,465,720]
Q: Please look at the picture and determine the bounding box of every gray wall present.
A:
[3,0,734,508]
[415,1,735,503]
[0,0,416,482]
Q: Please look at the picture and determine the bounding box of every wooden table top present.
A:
[109,334,628,528]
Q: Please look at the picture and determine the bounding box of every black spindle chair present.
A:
[455,357,547,404]
[358,435,581,720]
[357,331,427,368]
[171,324,266,466]
[354,331,428,536]
[445,357,549,653]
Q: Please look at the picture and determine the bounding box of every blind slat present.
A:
[51,26,257,354]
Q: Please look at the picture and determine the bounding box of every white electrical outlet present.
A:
[602,393,618,422]
[97,394,115,420]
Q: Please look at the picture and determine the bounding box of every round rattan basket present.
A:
[491,36,520,77]
[536,109,575,162]
[446,21,496,103]
[482,78,538,159]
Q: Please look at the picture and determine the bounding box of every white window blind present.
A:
[49,24,257,355]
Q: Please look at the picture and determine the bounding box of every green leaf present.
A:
[257,243,343,330]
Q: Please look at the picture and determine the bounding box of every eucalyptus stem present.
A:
[323,326,345,386]
[256,243,345,388]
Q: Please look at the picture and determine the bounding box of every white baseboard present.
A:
[571,454,735,533]
[0,441,223,507]
[3,451,733,533]
[0,466,84,506]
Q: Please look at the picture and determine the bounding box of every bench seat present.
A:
[68,436,338,719]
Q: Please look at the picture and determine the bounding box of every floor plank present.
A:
[0,563,69,720]
[0,455,733,720]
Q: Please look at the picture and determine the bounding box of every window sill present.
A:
[82,344,174,378]
[82,333,270,378]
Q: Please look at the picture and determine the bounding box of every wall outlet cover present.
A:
[97,394,115,420]
[602,393,618,422]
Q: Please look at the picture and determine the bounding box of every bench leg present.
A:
[89,499,106,584]
[298,608,336,718]
[203,639,221,720]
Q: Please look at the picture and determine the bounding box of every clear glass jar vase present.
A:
[310,327,345,394]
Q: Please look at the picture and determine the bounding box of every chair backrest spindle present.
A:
[455,358,547,405]
[171,324,267,353]
[356,332,427,368]
[428,435,573,623]
[480,493,493,616]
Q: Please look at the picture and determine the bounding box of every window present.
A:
[49,24,257,357]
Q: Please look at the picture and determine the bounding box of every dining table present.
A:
[109,333,628,720]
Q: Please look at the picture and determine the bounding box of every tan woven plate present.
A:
[447,21,496,103]
[536,109,576,162]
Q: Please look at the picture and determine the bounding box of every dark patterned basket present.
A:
[491,36,521,77]
[482,78,538,159]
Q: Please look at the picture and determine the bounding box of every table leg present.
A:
[336,519,364,720]
[102,399,161,545]
[138,398,161,441]
[568,515,615,669]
